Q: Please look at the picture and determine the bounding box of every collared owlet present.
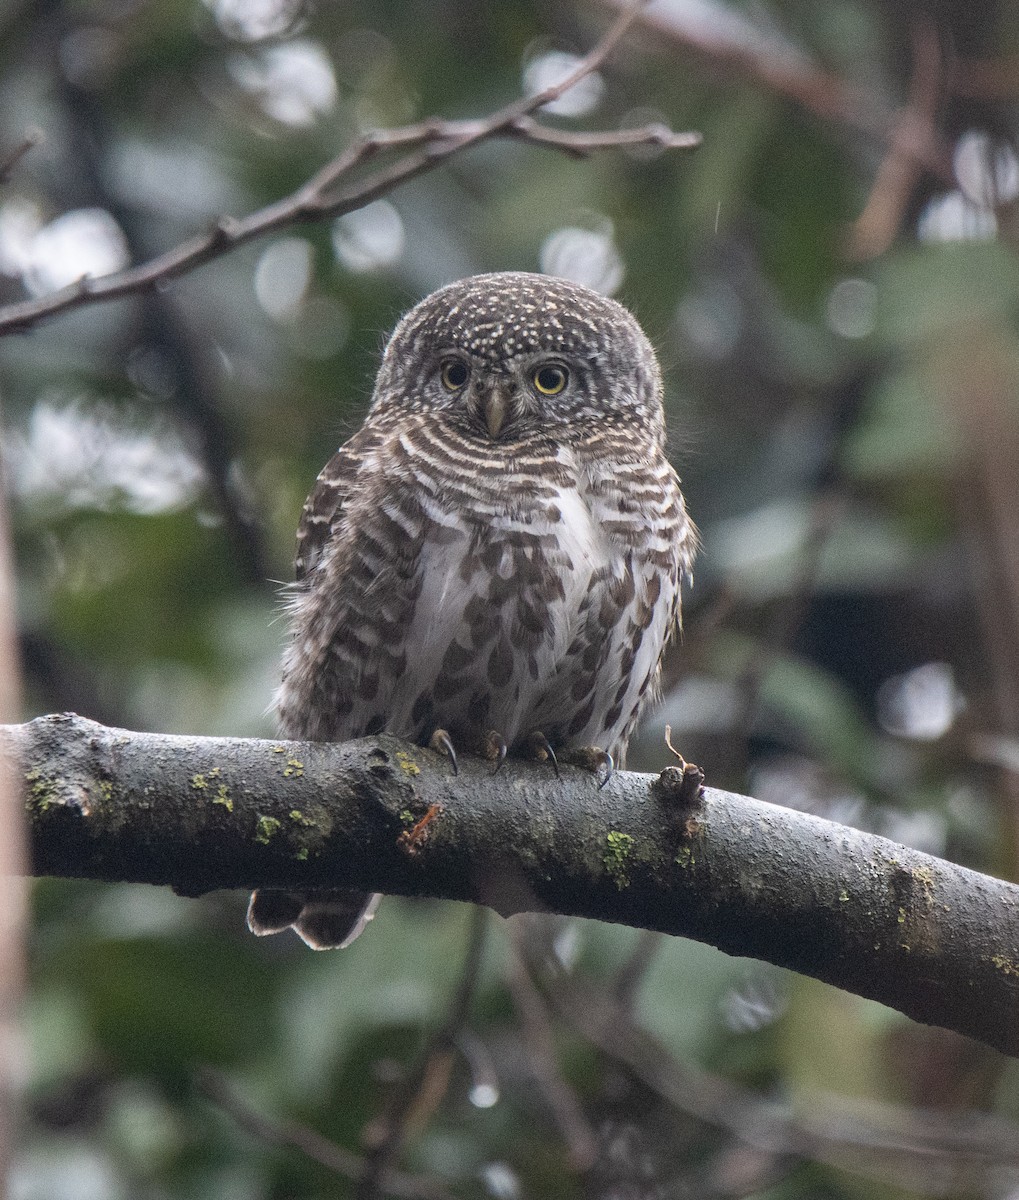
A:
[247,271,697,949]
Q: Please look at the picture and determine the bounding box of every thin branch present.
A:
[11,713,1019,1059]
[708,362,882,784]
[0,129,40,185]
[356,908,488,1200]
[610,928,663,1011]
[527,942,1019,1193]
[848,22,945,260]
[611,0,953,184]
[506,926,598,1170]
[197,1068,457,1200]
[492,116,700,157]
[947,332,1019,862]
[0,2,700,338]
[52,54,268,586]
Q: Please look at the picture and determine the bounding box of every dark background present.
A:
[3,0,1019,1195]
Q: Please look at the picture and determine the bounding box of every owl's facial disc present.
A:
[470,368,549,441]
[468,375,524,441]
[431,337,588,442]
[440,359,536,441]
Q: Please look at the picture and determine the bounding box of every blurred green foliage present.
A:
[4,0,1019,1195]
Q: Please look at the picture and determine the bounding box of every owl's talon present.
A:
[429,728,458,776]
[484,730,509,774]
[562,746,614,788]
[527,731,560,778]
[596,751,615,790]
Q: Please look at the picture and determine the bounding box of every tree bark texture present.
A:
[11,713,1019,1058]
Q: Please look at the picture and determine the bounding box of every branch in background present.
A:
[505,927,598,1170]
[721,362,881,781]
[11,712,1019,1059]
[848,22,945,260]
[51,31,268,585]
[196,1068,456,1200]
[944,330,1019,861]
[612,0,953,184]
[951,54,1019,99]
[519,920,1019,1193]
[0,3,700,338]
[0,128,40,185]
[356,909,488,1200]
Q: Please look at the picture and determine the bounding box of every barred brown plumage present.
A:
[247,272,697,949]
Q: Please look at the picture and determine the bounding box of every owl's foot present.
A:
[525,731,560,778]
[428,728,458,776]
[430,728,565,779]
[562,746,615,789]
[483,730,509,774]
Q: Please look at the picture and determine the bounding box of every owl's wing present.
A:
[294,424,385,581]
[257,423,388,952]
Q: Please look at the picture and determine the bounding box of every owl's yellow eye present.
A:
[440,360,469,391]
[533,364,568,395]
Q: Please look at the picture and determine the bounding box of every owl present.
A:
[247,272,696,949]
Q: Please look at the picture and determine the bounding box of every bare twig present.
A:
[950,54,1019,100]
[197,1068,456,1200]
[529,946,1019,1194]
[610,0,953,184]
[848,22,945,260]
[0,129,40,185]
[356,908,488,1200]
[506,926,598,1171]
[0,2,700,338]
[501,116,700,157]
[610,928,663,1012]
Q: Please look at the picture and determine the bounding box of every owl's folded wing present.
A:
[294,424,387,582]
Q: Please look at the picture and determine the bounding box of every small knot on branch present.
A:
[651,763,705,811]
[652,725,706,811]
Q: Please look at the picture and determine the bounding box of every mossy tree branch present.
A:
[10,712,1019,1058]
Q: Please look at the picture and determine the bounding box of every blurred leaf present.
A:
[710,631,881,779]
[842,367,956,480]
[639,935,756,1061]
[710,498,921,601]
[64,935,281,1082]
[875,242,1019,347]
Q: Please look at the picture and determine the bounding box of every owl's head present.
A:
[371,272,664,444]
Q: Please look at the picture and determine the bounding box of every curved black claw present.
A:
[429,728,458,776]
[528,731,561,779]
[486,730,509,775]
[563,746,614,788]
[596,750,615,790]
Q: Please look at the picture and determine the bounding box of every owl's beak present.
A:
[481,388,508,439]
